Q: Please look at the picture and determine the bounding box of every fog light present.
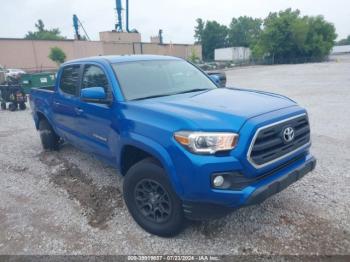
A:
[213,175,224,187]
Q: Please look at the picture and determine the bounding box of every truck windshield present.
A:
[112,60,217,100]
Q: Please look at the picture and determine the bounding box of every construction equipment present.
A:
[115,0,131,32]
[159,29,163,44]
[73,14,90,40]
[115,0,123,31]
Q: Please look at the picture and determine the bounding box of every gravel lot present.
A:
[0,55,349,255]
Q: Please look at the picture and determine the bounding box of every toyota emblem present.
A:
[283,127,295,143]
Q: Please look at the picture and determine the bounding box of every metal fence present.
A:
[239,56,328,66]
[198,56,329,71]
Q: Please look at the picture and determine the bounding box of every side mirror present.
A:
[207,72,227,88]
[209,74,221,86]
[81,87,110,104]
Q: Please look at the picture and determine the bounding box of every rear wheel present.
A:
[39,119,60,151]
[123,158,185,237]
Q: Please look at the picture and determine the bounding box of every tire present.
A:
[123,158,185,237]
[8,102,17,111]
[39,119,60,151]
[0,102,6,110]
[19,102,26,110]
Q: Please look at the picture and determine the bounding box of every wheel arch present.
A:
[34,110,55,131]
[118,134,184,197]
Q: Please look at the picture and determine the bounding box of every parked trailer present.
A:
[215,47,251,62]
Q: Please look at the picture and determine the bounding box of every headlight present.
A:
[174,131,239,154]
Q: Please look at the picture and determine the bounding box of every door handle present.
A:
[75,107,84,114]
[53,101,61,106]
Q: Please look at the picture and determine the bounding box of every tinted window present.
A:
[60,65,80,95]
[112,60,217,100]
[82,65,110,93]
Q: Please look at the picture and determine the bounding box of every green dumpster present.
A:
[21,72,56,94]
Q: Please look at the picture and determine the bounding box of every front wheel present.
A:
[123,158,185,237]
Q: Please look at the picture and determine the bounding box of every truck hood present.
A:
[130,88,297,132]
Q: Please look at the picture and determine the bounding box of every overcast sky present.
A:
[1,0,349,43]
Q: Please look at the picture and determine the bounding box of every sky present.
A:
[1,0,349,44]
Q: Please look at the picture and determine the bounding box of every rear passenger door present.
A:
[52,64,83,144]
[75,64,117,161]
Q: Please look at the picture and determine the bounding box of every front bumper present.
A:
[183,155,316,220]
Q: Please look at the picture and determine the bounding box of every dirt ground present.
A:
[0,55,349,255]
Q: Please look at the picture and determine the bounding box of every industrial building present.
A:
[0,35,202,72]
[0,0,202,72]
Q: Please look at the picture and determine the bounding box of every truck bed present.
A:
[30,87,55,119]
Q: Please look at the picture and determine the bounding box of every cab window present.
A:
[59,65,81,96]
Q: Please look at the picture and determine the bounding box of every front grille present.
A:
[248,114,310,167]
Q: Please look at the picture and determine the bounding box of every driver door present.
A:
[75,64,118,162]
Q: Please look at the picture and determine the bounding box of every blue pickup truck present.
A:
[30,55,316,237]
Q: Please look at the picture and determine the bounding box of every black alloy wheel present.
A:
[134,179,172,223]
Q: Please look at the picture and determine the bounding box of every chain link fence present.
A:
[197,56,330,71]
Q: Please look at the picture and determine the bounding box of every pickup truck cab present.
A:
[30,55,316,237]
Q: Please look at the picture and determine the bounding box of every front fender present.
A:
[118,132,184,197]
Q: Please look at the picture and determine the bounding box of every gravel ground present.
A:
[0,55,349,255]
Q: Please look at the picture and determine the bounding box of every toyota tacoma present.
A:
[30,55,316,237]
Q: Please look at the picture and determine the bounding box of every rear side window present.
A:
[59,65,80,95]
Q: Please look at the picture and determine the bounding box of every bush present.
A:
[49,47,66,66]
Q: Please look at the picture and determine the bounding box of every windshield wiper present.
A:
[132,93,175,101]
[170,88,211,95]
[132,89,211,101]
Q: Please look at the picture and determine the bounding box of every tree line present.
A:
[337,35,350,46]
[194,8,338,62]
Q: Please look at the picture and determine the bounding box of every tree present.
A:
[49,47,66,66]
[251,9,337,63]
[304,15,337,58]
[25,19,66,40]
[228,16,262,47]
[337,35,350,46]
[35,19,45,31]
[188,48,200,63]
[195,19,228,60]
[194,18,205,44]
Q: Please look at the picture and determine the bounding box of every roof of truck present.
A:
[66,55,182,65]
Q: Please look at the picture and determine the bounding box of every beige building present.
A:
[0,31,202,72]
[99,31,142,43]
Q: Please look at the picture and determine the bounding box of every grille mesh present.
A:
[249,115,310,166]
